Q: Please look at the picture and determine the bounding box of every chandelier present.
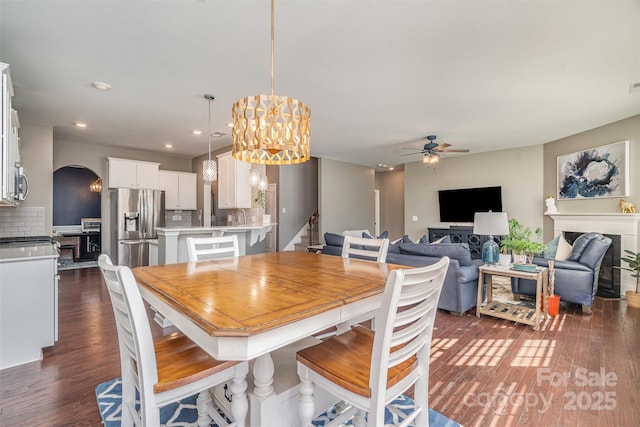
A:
[231,0,310,165]
[203,94,217,182]
[89,178,102,192]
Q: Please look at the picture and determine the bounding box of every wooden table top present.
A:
[133,252,405,338]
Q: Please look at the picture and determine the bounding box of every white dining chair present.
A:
[187,235,240,261]
[341,235,389,263]
[297,256,450,427]
[98,254,248,427]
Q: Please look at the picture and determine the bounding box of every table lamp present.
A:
[473,211,509,264]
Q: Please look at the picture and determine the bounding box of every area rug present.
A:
[58,259,98,271]
[96,378,461,427]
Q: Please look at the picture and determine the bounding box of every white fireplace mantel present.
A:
[548,213,640,295]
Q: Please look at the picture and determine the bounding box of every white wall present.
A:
[404,145,544,241]
[318,158,375,238]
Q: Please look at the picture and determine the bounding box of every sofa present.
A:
[511,232,612,314]
[322,233,483,315]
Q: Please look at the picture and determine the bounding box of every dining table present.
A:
[132,251,406,427]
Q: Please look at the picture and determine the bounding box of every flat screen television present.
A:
[438,186,502,223]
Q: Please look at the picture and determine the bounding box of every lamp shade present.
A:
[473,212,509,236]
[203,159,217,182]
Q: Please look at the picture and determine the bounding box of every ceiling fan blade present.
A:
[434,143,451,149]
[401,147,423,151]
[439,148,470,153]
[400,152,422,156]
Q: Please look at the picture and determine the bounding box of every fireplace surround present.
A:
[549,213,640,297]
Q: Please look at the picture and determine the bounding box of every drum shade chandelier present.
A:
[231,0,311,165]
[203,94,217,182]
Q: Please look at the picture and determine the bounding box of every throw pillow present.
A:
[544,235,560,259]
[567,233,598,261]
[555,235,573,260]
[388,238,403,254]
[362,230,389,239]
[431,235,452,244]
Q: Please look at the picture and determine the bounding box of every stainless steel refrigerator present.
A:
[112,188,164,267]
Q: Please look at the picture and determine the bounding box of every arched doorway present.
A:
[53,166,102,269]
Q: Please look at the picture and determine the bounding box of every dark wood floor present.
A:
[1,267,638,426]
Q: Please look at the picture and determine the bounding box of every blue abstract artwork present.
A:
[557,141,629,200]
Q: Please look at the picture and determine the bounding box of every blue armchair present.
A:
[511,233,612,314]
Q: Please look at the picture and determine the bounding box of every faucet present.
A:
[238,209,247,227]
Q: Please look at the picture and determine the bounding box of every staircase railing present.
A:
[308,210,319,245]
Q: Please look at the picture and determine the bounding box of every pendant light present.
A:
[231,0,310,165]
[203,94,217,182]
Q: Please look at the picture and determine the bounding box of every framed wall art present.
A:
[557,140,629,200]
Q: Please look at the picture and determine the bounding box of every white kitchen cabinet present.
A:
[0,62,21,206]
[0,246,58,369]
[108,157,160,189]
[159,170,197,210]
[217,151,251,209]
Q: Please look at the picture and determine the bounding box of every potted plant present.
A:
[500,219,545,265]
[254,189,270,224]
[616,249,640,308]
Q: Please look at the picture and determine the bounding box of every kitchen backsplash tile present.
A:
[0,207,45,237]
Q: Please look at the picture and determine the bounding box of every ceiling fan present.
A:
[401,135,470,164]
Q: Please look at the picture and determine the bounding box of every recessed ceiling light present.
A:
[165,144,173,149]
[192,130,202,135]
[377,163,388,168]
[389,167,394,171]
[226,123,233,127]
[74,122,87,128]
[91,81,111,91]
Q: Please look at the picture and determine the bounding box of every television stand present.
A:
[428,227,503,260]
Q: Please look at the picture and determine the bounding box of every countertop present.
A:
[157,224,275,233]
[0,243,59,262]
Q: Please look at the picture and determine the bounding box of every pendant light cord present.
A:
[207,96,212,162]
[270,0,274,97]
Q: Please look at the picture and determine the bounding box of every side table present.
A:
[476,264,548,331]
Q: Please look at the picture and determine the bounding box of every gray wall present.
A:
[403,144,544,242]
[542,114,640,240]
[53,139,194,258]
[18,124,54,233]
[375,169,404,240]
[319,158,375,238]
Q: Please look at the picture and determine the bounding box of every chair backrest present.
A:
[98,254,158,421]
[369,256,449,407]
[186,235,240,261]
[341,235,389,262]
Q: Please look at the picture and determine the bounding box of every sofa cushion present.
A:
[567,233,598,261]
[388,238,403,254]
[324,232,345,247]
[399,242,473,266]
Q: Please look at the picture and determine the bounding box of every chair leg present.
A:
[353,409,366,427]
[582,304,593,315]
[413,372,429,427]
[298,372,315,427]
[230,363,249,427]
[120,377,135,427]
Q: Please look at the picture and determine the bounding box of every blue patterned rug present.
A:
[96,378,460,427]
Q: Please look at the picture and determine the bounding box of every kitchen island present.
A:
[0,243,59,369]
[156,224,275,264]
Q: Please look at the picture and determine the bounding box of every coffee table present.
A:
[476,264,548,331]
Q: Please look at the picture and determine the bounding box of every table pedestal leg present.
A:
[250,353,277,427]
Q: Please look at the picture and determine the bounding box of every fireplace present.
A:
[549,213,640,297]
[564,231,621,298]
